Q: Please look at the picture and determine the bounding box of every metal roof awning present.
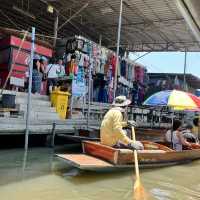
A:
[0,0,200,52]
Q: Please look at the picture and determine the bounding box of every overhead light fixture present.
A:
[13,5,36,20]
[47,5,54,13]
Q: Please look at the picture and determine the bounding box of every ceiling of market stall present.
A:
[0,0,200,52]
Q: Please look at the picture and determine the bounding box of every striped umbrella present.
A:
[143,90,200,110]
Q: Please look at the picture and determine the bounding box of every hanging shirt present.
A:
[79,53,85,67]
[56,64,65,77]
[111,55,117,77]
[120,59,126,77]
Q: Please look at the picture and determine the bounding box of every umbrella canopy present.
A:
[143,90,200,110]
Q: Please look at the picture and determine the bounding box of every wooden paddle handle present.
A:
[132,126,136,142]
[132,126,140,180]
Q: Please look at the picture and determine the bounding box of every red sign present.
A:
[12,48,30,66]
[10,36,53,57]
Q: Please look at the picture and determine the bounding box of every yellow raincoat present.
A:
[100,107,132,146]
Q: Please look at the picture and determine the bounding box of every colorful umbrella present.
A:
[143,90,200,110]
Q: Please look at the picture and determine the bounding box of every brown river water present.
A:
[0,147,200,200]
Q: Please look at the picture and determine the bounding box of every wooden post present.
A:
[51,122,56,147]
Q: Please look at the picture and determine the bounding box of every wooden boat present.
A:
[56,141,200,172]
[57,127,166,143]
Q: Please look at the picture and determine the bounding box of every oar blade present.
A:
[133,180,148,200]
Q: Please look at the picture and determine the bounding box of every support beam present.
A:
[183,50,187,91]
[0,9,20,29]
[114,0,123,98]
[176,0,200,43]
[58,3,89,31]
[53,12,59,48]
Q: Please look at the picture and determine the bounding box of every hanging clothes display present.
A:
[63,35,148,104]
[120,59,126,77]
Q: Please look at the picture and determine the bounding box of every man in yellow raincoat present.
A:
[100,96,144,150]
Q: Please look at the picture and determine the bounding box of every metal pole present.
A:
[53,12,59,49]
[114,0,123,98]
[25,27,35,151]
[99,34,102,48]
[87,45,92,129]
[183,50,187,91]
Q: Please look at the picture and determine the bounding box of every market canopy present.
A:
[0,0,200,52]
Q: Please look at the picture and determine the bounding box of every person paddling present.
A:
[100,96,144,150]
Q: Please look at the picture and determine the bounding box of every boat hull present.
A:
[56,141,200,173]
[56,153,193,172]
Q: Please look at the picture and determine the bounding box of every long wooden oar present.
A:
[132,126,148,200]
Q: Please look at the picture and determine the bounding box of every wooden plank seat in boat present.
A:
[82,141,171,165]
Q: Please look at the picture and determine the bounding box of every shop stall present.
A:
[0,34,53,94]
[57,35,148,107]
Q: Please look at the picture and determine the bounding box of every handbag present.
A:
[43,64,53,81]
[42,73,47,81]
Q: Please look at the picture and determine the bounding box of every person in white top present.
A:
[56,58,65,78]
[165,120,191,151]
[46,58,59,94]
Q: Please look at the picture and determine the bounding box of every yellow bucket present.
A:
[50,87,60,107]
[53,91,70,119]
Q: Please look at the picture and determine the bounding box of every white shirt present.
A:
[46,64,59,78]
[165,130,172,142]
[56,64,65,77]
[165,130,182,151]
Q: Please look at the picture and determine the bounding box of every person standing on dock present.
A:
[32,55,42,94]
[46,57,59,94]
[100,96,144,150]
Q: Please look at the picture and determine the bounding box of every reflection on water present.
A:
[0,147,200,200]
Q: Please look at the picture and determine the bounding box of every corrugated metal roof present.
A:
[0,0,199,51]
